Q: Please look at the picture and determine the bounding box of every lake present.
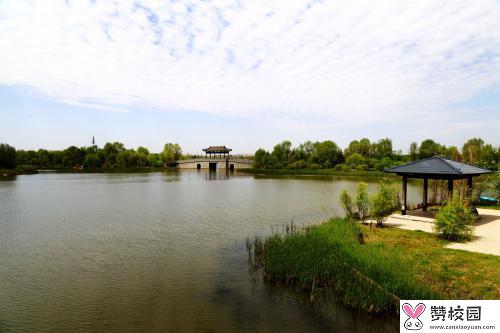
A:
[0,171,422,332]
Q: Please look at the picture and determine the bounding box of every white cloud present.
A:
[1,0,500,125]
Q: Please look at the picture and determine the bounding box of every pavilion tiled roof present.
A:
[202,146,232,153]
[384,156,490,176]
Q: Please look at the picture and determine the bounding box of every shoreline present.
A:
[0,166,179,177]
[239,168,395,178]
[249,218,500,315]
[0,167,38,177]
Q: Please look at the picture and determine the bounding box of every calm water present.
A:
[0,171,422,333]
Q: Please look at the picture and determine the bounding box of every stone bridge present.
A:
[176,158,253,171]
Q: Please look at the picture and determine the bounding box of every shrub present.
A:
[355,182,370,223]
[339,189,355,219]
[434,195,475,241]
[339,164,350,172]
[371,183,399,227]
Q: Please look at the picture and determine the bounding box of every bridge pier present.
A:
[176,158,253,170]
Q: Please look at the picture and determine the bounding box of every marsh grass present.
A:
[249,218,500,315]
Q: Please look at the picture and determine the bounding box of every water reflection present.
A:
[202,169,232,181]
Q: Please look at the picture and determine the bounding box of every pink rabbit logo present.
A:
[402,303,426,330]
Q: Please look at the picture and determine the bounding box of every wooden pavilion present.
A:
[384,156,490,215]
[202,146,232,159]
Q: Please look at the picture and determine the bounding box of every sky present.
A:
[1,0,500,154]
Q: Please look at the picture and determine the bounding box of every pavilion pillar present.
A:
[423,178,428,211]
[402,176,408,215]
[467,176,473,198]
[448,179,454,199]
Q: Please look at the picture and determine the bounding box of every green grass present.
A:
[250,219,500,314]
[240,168,394,178]
[476,205,500,210]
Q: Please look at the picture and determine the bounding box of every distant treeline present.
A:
[1,137,498,171]
[0,142,182,169]
[254,138,499,171]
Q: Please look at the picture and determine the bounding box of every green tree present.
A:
[339,189,355,219]
[312,140,344,168]
[254,148,272,168]
[162,143,182,164]
[147,153,164,167]
[373,138,392,158]
[36,149,52,167]
[418,139,444,159]
[116,149,141,168]
[479,144,498,170]
[371,183,399,227]
[103,142,126,167]
[358,138,372,157]
[446,146,461,161]
[296,141,316,162]
[355,182,370,223]
[61,146,85,167]
[462,138,484,165]
[136,146,150,167]
[345,153,367,170]
[0,143,16,169]
[344,140,360,158]
[272,140,292,163]
[16,150,37,166]
[409,142,418,161]
[137,146,149,156]
[83,153,101,168]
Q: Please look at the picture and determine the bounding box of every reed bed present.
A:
[248,218,500,315]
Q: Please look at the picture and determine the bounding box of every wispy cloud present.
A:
[1,0,499,126]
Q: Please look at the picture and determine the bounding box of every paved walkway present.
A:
[382,208,500,256]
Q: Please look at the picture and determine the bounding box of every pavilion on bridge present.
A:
[202,146,232,159]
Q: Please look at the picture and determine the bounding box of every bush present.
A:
[339,189,355,219]
[286,160,307,169]
[355,183,370,223]
[371,183,399,227]
[0,143,16,169]
[434,195,475,241]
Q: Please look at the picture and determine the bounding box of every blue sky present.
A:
[1,0,499,154]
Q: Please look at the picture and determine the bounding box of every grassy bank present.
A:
[1,166,178,176]
[240,168,394,177]
[49,167,177,173]
[250,219,500,315]
[0,166,38,177]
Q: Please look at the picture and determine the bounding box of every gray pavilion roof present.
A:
[202,146,232,153]
[384,156,490,177]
